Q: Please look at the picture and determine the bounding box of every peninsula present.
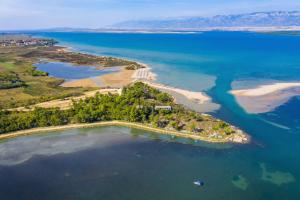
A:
[0,35,248,143]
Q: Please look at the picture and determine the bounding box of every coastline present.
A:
[61,66,134,88]
[230,82,300,113]
[58,52,213,110]
[0,43,249,144]
[10,58,215,112]
[56,44,211,106]
[143,81,210,104]
[0,121,249,144]
[99,64,213,108]
[99,66,136,87]
[144,81,220,113]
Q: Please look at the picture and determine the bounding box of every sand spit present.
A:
[42,50,216,112]
[132,66,218,111]
[230,82,300,97]
[144,81,211,104]
[98,67,135,87]
[230,82,300,114]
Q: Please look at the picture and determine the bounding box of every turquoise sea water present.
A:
[0,31,300,199]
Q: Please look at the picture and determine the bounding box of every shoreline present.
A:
[144,81,220,113]
[62,66,134,88]
[230,82,300,97]
[230,82,300,113]
[1,43,249,144]
[1,42,250,145]
[143,81,211,104]
[57,45,211,107]
[58,53,212,109]
[0,121,249,144]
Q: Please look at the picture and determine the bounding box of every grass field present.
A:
[0,61,16,70]
[0,39,146,109]
[0,46,91,109]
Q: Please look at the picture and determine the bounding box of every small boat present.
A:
[193,180,204,186]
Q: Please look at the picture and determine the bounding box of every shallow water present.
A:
[35,61,119,81]
[0,126,296,200]
[0,31,299,199]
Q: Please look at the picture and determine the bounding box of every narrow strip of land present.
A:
[230,82,300,113]
[0,121,249,143]
[230,82,300,97]
[144,81,211,104]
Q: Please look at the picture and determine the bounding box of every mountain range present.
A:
[112,11,300,30]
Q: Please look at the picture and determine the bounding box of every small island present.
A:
[0,35,248,144]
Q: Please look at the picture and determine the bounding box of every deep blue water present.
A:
[0,31,299,199]
[34,62,119,80]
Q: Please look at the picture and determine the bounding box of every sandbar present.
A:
[230,82,300,113]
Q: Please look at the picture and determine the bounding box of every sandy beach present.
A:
[13,61,216,112]
[231,82,300,97]
[61,64,216,112]
[99,67,135,87]
[60,59,156,88]
[144,81,211,104]
[57,54,215,112]
[230,82,300,113]
[61,66,135,88]
[132,66,157,81]
[111,64,212,106]
[62,78,99,87]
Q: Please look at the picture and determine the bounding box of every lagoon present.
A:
[35,61,119,81]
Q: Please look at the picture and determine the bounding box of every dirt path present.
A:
[10,88,122,111]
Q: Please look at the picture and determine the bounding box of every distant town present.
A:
[0,35,57,47]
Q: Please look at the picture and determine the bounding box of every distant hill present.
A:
[112,11,300,29]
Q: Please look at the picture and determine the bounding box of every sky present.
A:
[1,0,300,30]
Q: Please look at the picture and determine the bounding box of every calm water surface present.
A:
[0,31,299,199]
[35,61,119,81]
